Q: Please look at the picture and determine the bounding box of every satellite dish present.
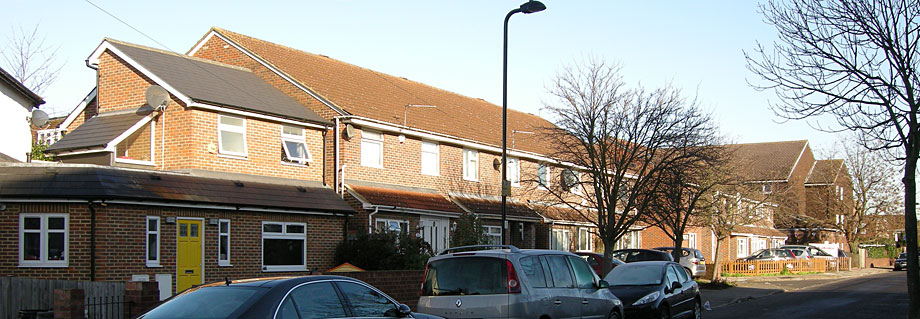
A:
[145,85,170,110]
[344,124,356,139]
[30,109,49,127]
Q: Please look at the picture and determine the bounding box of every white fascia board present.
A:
[107,115,156,150]
[53,148,110,157]
[731,232,756,237]
[546,220,596,227]
[60,88,97,129]
[189,102,328,129]
[477,214,542,223]
[371,205,460,219]
[188,31,345,116]
[103,199,340,216]
[86,41,193,105]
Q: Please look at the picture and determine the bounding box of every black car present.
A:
[896,252,908,271]
[611,249,675,263]
[604,261,701,319]
[138,275,442,319]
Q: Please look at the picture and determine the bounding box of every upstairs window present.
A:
[538,163,550,189]
[361,130,384,168]
[421,141,439,176]
[20,214,68,267]
[507,157,520,187]
[281,125,311,164]
[462,149,479,181]
[218,115,247,156]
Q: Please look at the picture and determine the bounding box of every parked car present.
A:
[895,252,908,271]
[611,249,675,263]
[418,245,624,319]
[742,248,795,261]
[653,247,707,278]
[781,245,834,259]
[137,275,442,319]
[604,261,701,319]
[577,251,626,276]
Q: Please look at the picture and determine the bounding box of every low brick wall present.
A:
[867,257,893,268]
[333,270,425,310]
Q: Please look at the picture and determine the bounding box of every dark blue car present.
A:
[604,261,701,319]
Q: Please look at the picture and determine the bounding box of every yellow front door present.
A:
[176,219,202,292]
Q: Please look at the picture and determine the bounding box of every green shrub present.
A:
[334,230,433,270]
[451,213,488,247]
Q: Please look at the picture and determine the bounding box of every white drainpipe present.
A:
[368,206,379,234]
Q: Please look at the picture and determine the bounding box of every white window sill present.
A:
[19,262,68,268]
[218,153,248,161]
[146,262,163,268]
[218,262,232,267]
[462,177,479,182]
[281,161,311,167]
[262,266,309,272]
[115,158,156,166]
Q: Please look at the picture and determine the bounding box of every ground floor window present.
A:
[683,233,697,249]
[146,216,160,267]
[737,238,749,258]
[550,229,571,251]
[20,214,68,267]
[262,222,306,272]
[219,219,231,266]
[752,237,767,253]
[483,226,502,245]
[375,219,409,233]
[614,230,641,250]
[771,238,785,248]
[577,228,592,251]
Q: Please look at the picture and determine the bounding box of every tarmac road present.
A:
[705,271,907,319]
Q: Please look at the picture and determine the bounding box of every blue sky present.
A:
[1,1,845,153]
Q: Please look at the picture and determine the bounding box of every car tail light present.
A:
[506,260,521,294]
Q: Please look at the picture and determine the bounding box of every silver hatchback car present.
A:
[417,245,624,319]
[653,247,707,278]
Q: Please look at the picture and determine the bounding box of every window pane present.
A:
[538,165,548,186]
[190,224,199,238]
[263,239,304,266]
[362,130,382,141]
[48,217,65,230]
[519,256,547,288]
[24,217,40,230]
[337,282,398,317]
[282,125,303,136]
[220,222,229,234]
[421,257,507,296]
[220,116,243,127]
[148,219,158,232]
[220,131,245,154]
[140,286,262,319]
[361,140,381,167]
[263,224,283,233]
[568,256,595,288]
[148,234,158,261]
[23,233,40,260]
[219,235,229,261]
[179,224,188,237]
[287,282,346,319]
[48,233,65,260]
[286,224,305,234]
[546,255,574,288]
[284,140,306,159]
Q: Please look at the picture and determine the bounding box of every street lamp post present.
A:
[502,0,545,245]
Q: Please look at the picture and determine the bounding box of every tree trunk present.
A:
[712,236,724,282]
[602,239,616,277]
[903,154,919,319]
[673,237,683,266]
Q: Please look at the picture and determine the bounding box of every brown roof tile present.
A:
[348,184,461,214]
[530,204,597,224]
[733,225,787,237]
[450,195,541,221]
[211,27,556,155]
[806,159,843,185]
[728,140,808,182]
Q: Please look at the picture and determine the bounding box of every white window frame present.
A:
[19,214,69,267]
[420,141,439,176]
[683,233,698,249]
[737,237,749,258]
[538,163,550,189]
[762,183,773,194]
[507,157,521,187]
[281,125,312,164]
[218,115,247,157]
[483,226,502,245]
[462,149,479,181]
[615,230,641,250]
[146,216,160,267]
[375,218,409,233]
[37,128,66,145]
[218,219,231,267]
[361,130,384,168]
[519,222,525,241]
[550,229,571,251]
[261,221,307,272]
[577,227,591,252]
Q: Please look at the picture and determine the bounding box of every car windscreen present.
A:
[421,257,507,296]
[604,264,663,286]
[139,286,266,319]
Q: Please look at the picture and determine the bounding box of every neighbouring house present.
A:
[1,38,355,296]
[800,159,855,251]
[187,27,596,252]
[0,66,45,162]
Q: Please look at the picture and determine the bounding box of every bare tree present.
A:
[1,25,61,95]
[539,58,718,275]
[745,1,920,314]
[836,136,903,250]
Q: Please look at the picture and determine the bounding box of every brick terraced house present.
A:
[0,38,354,297]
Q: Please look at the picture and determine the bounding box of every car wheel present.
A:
[607,309,621,319]
[895,265,901,271]
[659,304,671,319]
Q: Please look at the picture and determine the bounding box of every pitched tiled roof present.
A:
[732,225,787,238]
[0,164,353,213]
[347,184,462,214]
[0,152,19,163]
[531,204,597,224]
[728,140,808,182]
[450,194,542,221]
[0,66,44,108]
[106,39,329,125]
[210,27,555,155]
[45,109,150,153]
[806,159,843,185]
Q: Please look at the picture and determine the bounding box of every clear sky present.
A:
[1,1,845,154]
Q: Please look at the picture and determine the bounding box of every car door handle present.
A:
[554,300,562,305]
[582,300,589,305]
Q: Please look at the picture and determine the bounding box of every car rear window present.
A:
[140,286,265,319]
[421,257,508,296]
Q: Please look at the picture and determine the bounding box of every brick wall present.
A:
[335,270,425,310]
[0,203,344,295]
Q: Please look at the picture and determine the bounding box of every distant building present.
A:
[0,66,44,162]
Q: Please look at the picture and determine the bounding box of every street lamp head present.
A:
[519,1,546,14]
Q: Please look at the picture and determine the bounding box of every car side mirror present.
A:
[397,304,412,317]
[596,279,610,289]
[672,281,682,290]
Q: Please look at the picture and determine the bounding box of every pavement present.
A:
[700,266,893,310]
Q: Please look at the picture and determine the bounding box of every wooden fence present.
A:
[721,257,852,276]
[0,277,124,319]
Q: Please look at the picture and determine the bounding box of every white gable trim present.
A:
[60,88,97,129]
[86,40,193,106]
[106,114,157,152]
[785,141,810,181]
[188,30,346,116]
